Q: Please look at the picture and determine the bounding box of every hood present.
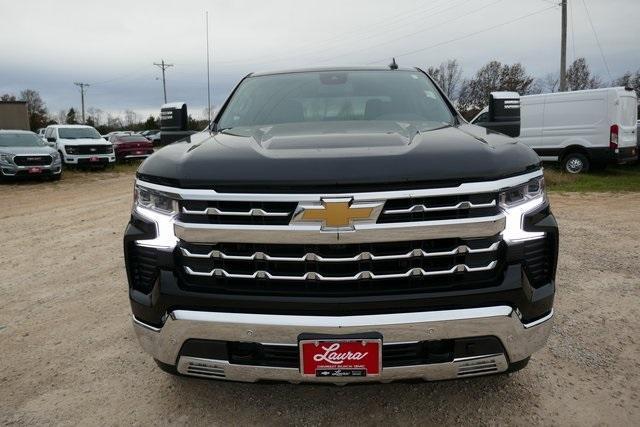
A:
[0,145,56,155]
[138,121,541,191]
[59,138,110,145]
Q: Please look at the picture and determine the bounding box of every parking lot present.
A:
[1,170,639,426]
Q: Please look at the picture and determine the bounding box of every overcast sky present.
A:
[1,0,638,120]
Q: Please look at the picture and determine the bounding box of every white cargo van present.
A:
[471,87,638,173]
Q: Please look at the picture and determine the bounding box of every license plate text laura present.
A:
[300,339,381,377]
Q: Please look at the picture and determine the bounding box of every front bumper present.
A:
[62,154,116,164]
[1,162,62,176]
[133,306,553,383]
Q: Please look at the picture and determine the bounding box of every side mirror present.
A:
[47,137,56,143]
[485,92,521,137]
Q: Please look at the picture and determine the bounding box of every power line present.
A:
[560,0,567,91]
[305,0,475,63]
[580,0,612,81]
[90,65,150,86]
[215,0,467,68]
[367,5,557,64]
[569,0,576,62]
[317,0,503,65]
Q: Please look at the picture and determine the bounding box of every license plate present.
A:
[299,339,382,377]
[28,167,42,174]
[89,156,99,162]
[135,151,143,155]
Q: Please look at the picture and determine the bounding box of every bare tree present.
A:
[1,93,17,101]
[536,73,560,94]
[427,59,463,99]
[613,69,640,98]
[107,114,123,129]
[18,89,48,130]
[457,61,536,117]
[123,110,138,128]
[56,109,67,124]
[86,107,105,127]
[566,58,602,91]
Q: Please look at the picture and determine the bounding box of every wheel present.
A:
[506,356,530,373]
[154,359,179,376]
[51,172,62,181]
[562,152,590,174]
[58,152,65,169]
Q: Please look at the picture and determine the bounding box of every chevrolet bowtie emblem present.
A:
[293,198,383,230]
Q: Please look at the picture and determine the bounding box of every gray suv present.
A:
[0,130,62,180]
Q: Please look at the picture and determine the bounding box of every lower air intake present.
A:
[455,356,500,377]
[184,359,226,379]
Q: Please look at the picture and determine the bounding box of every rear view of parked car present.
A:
[0,130,62,180]
[111,135,154,161]
[45,125,115,168]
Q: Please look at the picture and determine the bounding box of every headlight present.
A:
[499,175,547,243]
[65,145,78,155]
[50,151,59,160]
[106,145,114,154]
[499,176,546,209]
[134,184,178,215]
[0,153,13,163]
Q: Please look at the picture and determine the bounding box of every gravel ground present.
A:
[1,171,639,426]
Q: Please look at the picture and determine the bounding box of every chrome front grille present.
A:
[177,237,504,296]
[177,193,500,226]
[13,155,53,166]
[179,200,296,225]
[379,193,499,223]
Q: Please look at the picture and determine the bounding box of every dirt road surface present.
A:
[1,171,639,426]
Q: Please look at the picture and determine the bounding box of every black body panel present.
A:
[138,123,540,191]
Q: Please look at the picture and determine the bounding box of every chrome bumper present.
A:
[0,163,62,176]
[132,306,553,383]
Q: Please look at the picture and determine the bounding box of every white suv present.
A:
[45,125,115,167]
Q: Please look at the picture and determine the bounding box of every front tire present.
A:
[562,151,590,174]
[506,356,530,373]
[154,359,179,376]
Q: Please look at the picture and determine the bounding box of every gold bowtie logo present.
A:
[294,198,383,230]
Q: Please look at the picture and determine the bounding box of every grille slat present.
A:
[179,200,297,225]
[177,237,504,297]
[379,193,500,223]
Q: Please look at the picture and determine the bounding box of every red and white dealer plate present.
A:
[28,167,42,174]
[89,156,99,162]
[299,339,382,377]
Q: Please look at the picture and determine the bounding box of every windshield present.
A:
[217,70,454,132]
[58,127,102,139]
[0,133,46,147]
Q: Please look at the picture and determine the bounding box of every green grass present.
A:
[544,164,640,192]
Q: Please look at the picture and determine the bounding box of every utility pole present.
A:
[559,0,567,92]
[153,59,174,103]
[74,82,90,123]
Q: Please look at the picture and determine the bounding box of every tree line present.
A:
[428,57,640,119]
[3,56,639,131]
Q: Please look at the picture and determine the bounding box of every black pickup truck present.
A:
[125,66,558,383]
